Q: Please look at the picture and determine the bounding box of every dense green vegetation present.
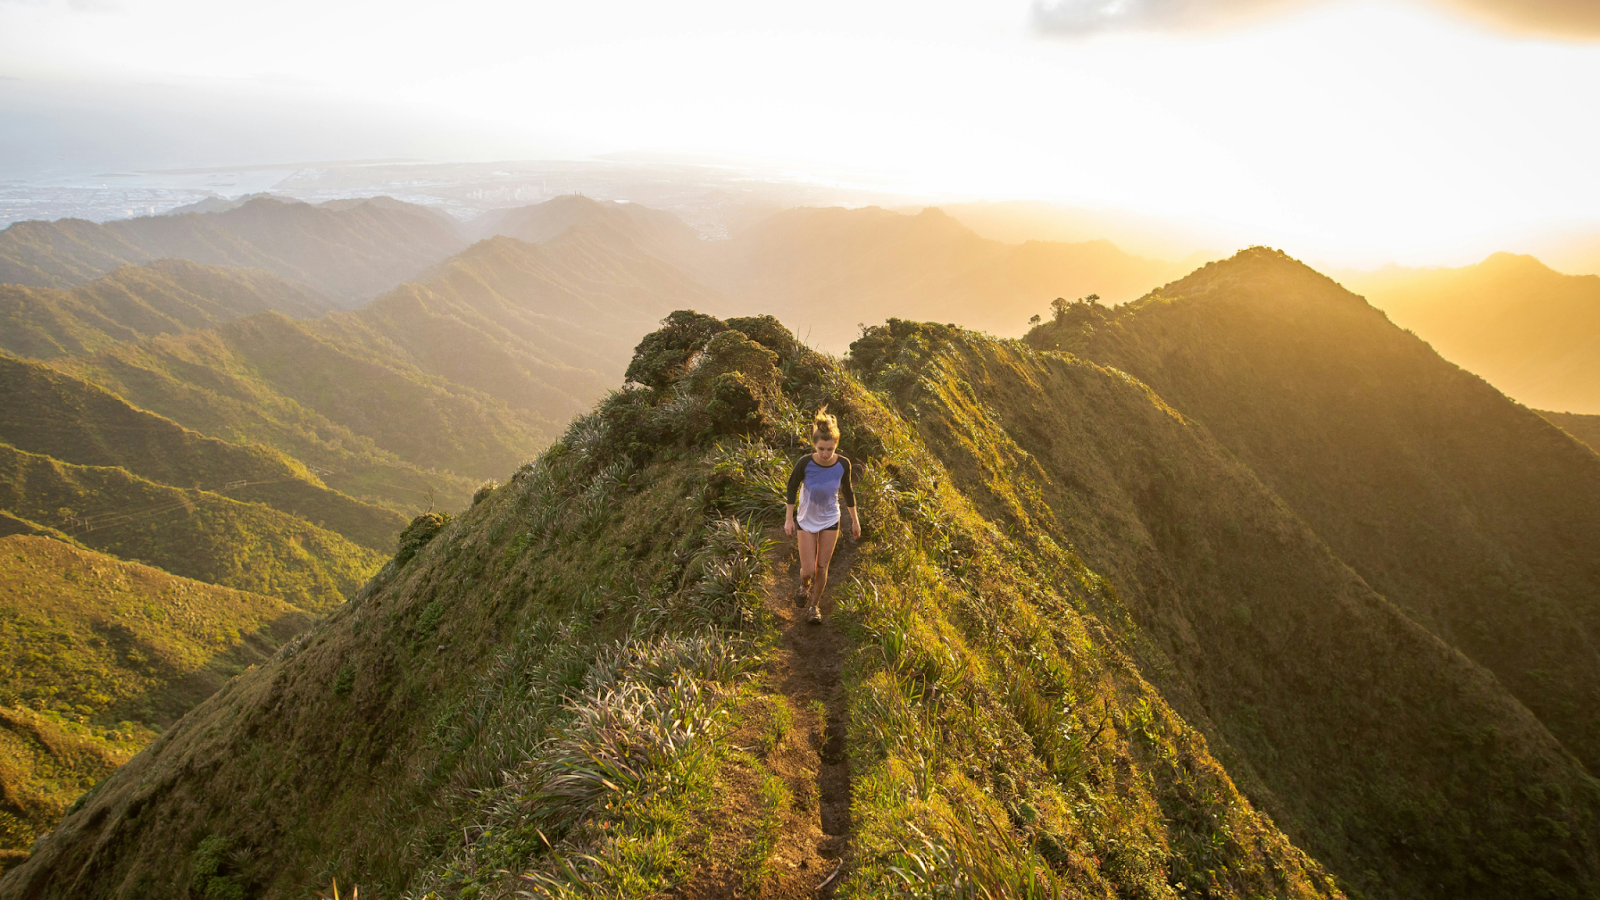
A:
[0,443,382,611]
[0,535,310,854]
[12,303,1600,899]
[1028,249,1600,784]
[1346,253,1600,414]
[0,354,406,551]
[0,259,334,360]
[0,197,464,302]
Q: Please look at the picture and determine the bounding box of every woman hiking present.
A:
[784,406,860,624]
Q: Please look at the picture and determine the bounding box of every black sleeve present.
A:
[841,457,857,509]
[786,457,808,505]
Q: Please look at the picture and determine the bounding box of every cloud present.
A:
[1437,0,1600,38]
[1031,0,1600,39]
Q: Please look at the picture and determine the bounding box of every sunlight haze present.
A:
[1,0,1598,267]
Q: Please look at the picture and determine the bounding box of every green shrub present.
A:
[414,599,446,637]
[191,834,245,900]
[624,310,727,389]
[472,481,498,505]
[396,512,450,566]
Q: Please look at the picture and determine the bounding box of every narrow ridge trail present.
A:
[676,530,856,899]
[759,532,855,896]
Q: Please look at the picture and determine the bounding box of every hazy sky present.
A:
[1,0,1597,266]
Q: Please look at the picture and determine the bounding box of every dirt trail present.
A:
[756,531,855,897]
[678,529,856,899]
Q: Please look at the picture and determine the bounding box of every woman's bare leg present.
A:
[810,529,840,610]
[798,529,818,596]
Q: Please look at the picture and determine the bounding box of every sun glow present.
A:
[1,0,1597,267]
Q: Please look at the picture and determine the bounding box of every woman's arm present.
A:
[844,458,861,539]
[784,458,807,537]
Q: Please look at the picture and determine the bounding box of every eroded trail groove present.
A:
[675,530,856,900]
[764,535,854,893]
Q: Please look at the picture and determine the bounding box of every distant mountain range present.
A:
[0,258,334,359]
[1344,252,1600,414]
[703,205,1187,349]
[0,197,465,303]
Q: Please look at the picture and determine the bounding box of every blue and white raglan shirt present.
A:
[785,454,856,533]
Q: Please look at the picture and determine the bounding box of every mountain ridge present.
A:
[1344,251,1600,413]
[9,292,1600,898]
[1031,247,1600,777]
[0,197,465,303]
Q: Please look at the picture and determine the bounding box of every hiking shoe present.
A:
[808,605,822,624]
[795,582,810,607]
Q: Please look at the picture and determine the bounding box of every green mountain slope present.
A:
[1345,253,1600,414]
[711,205,1185,349]
[0,535,312,854]
[9,310,1599,899]
[1541,410,1600,453]
[0,355,406,552]
[861,319,1600,899]
[1029,248,1600,779]
[315,226,724,416]
[0,259,334,360]
[0,443,382,611]
[51,314,535,511]
[0,197,465,303]
[49,227,727,512]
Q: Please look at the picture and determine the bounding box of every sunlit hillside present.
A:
[9,280,1600,899]
[1030,248,1600,778]
[0,535,311,855]
[0,354,406,550]
[1345,253,1600,414]
[0,259,334,359]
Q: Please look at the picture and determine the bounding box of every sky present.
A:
[0,0,1597,268]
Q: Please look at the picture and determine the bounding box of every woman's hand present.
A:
[850,516,861,541]
[784,514,796,537]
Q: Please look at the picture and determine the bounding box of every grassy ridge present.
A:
[1542,410,1600,454]
[0,259,334,361]
[0,443,382,611]
[0,535,310,853]
[0,354,406,551]
[857,319,1600,899]
[17,311,1600,898]
[0,314,1348,900]
[1028,249,1600,781]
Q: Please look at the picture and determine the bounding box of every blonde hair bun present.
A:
[812,405,840,442]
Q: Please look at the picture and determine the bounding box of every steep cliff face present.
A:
[7,300,1598,899]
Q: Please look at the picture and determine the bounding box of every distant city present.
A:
[0,158,932,237]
